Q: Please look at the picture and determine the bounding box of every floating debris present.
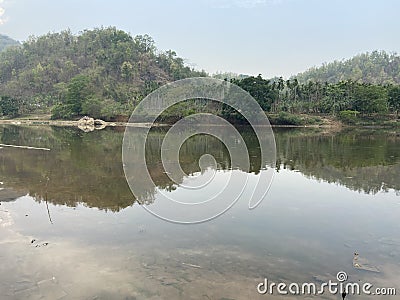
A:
[181,262,202,269]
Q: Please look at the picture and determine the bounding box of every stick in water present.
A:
[0,144,50,151]
[181,262,202,269]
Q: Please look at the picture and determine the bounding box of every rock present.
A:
[77,116,95,126]
[77,116,95,132]
[77,117,107,132]
[78,124,94,132]
[353,252,380,273]
[94,119,106,126]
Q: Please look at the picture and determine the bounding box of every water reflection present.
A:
[274,128,400,194]
[0,126,400,210]
[1,125,399,299]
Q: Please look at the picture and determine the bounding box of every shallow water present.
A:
[0,125,399,299]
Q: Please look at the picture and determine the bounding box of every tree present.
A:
[134,34,156,54]
[51,75,92,119]
[233,74,277,112]
[81,97,103,118]
[121,61,134,81]
[352,84,388,114]
[65,75,92,113]
[0,96,20,117]
[388,86,400,115]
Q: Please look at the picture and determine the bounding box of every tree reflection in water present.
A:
[0,125,399,210]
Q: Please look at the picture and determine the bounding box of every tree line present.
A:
[295,50,400,85]
[0,28,399,123]
[233,75,400,117]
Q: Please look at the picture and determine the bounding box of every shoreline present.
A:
[0,118,345,128]
[0,118,397,130]
[0,118,335,128]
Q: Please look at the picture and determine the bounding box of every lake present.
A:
[0,125,399,299]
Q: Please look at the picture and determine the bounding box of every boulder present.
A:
[77,116,95,126]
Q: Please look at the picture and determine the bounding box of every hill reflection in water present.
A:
[0,125,399,210]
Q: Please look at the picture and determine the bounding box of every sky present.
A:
[0,0,399,78]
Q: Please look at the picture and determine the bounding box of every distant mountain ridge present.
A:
[294,50,400,84]
[0,34,19,51]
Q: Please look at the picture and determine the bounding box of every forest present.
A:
[0,28,399,125]
[0,27,206,120]
[295,51,400,84]
[232,75,400,125]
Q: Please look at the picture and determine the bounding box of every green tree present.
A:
[232,74,277,111]
[121,61,134,81]
[0,96,20,117]
[134,34,156,54]
[51,75,92,119]
[81,97,103,118]
[352,84,388,114]
[388,86,400,115]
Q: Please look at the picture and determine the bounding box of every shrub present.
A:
[51,104,76,119]
[0,96,20,117]
[338,110,359,124]
[81,97,103,119]
[273,112,304,125]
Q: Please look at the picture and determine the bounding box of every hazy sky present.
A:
[0,0,399,78]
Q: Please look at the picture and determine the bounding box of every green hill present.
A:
[0,27,206,119]
[0,34,19,52]
[295,50,400,84]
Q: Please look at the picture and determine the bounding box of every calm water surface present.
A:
[0,125,399,299]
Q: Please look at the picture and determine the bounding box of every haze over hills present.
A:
[0,34,19,52]
[294,50,400,84]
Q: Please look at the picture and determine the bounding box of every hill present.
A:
[295,50,400,84]
[0,34,19,52]
[0,27,206,119]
